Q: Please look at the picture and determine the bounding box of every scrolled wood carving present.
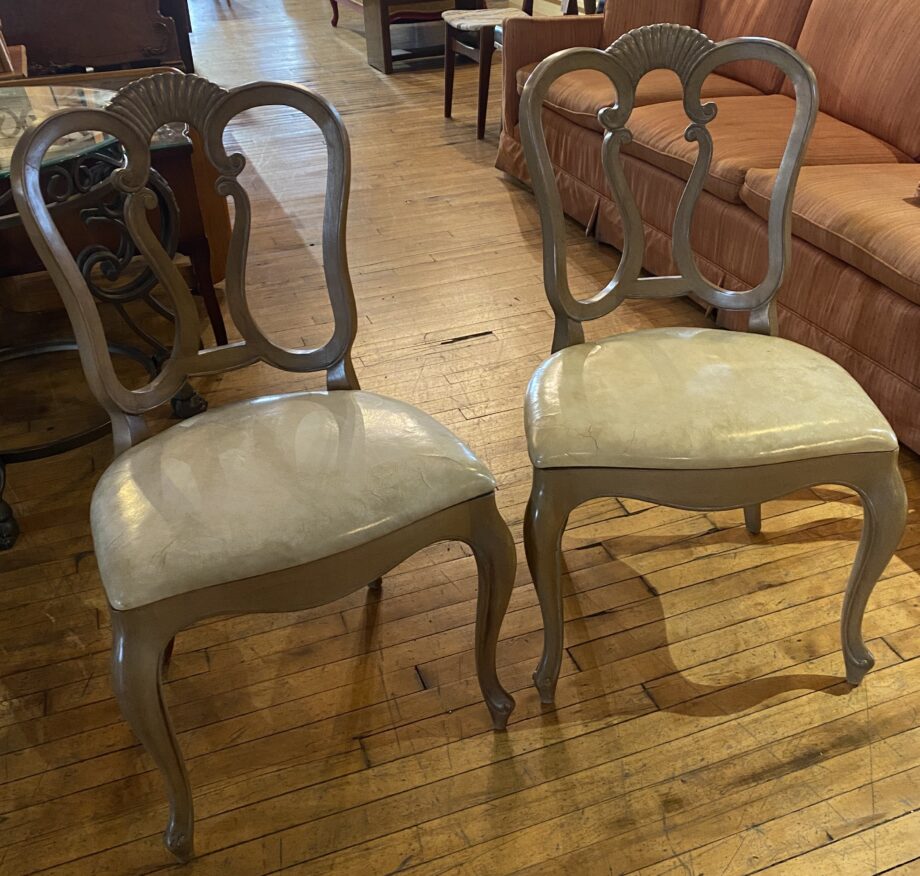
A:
[519,24,818,350]
[10,72,359,454]
[606,23,716,86]
[108,73,229,146]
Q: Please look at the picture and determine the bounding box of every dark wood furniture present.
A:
[0,0,192,74]
[333,0,482,74]
[561,0,597,14]
[330,0,448,29]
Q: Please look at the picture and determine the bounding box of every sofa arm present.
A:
[501,15,604,134]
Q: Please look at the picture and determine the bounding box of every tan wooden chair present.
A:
[518,25,907,704]
[11,71,516,861]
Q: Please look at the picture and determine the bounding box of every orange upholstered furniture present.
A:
[498,0,920,452]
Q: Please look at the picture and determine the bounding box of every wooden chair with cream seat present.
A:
[11,71,516,861]
[518,25,907,705]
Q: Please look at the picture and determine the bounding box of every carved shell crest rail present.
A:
[606,24,717,86]
[107,72,231,163]
[598,25,720,137]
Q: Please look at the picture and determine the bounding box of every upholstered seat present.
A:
[92,391,495,610]
[742,164,920,306]
[442,7,527,30]
[525,327,897,471]
[515,64,761,134]
[623,95,911,203]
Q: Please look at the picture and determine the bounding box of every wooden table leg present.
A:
[363,0,393,74]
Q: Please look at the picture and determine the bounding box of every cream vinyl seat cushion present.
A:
[525,327,897,471]
[91,391,496,610]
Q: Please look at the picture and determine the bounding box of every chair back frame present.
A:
[519,24,818,351]
[11,72,359,453]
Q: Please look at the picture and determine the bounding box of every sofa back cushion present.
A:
[602,0,700,48]
[698,0,812,93]
[785,0,920,158]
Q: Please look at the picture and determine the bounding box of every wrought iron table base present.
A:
[0,339,205,550]
[1,139,210,550]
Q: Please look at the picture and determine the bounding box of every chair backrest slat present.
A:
[11,72,359,454]
[519,24,818,352]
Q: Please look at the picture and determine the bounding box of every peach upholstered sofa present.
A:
[498,0,920,452]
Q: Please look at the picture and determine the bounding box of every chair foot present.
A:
[844,652,874,686]
[368,577,383,590]
[533,669,557,705]
[165,818,194,863]
[486,691,515,730]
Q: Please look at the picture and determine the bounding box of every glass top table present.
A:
[0,84,189,181]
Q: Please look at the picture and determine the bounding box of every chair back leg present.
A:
[476,27,495,139]
[444,25,456,118]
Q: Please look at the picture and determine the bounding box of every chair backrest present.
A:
[519,24,817,352]
[11,72,357,453]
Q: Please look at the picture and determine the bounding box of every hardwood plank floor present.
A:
[1,1,918,873]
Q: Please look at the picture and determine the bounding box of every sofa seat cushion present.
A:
[623,95,910,204]
[742,163,920,306]
[515,64,761,133]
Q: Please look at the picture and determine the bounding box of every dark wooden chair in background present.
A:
[442,0,599,140]
[442,1,532,139]
[0,0,193,75]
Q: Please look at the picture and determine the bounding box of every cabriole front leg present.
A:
[524,470,570,704]
[469,494,516,729]
[841,452,907,685]
[110,609,194,861]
